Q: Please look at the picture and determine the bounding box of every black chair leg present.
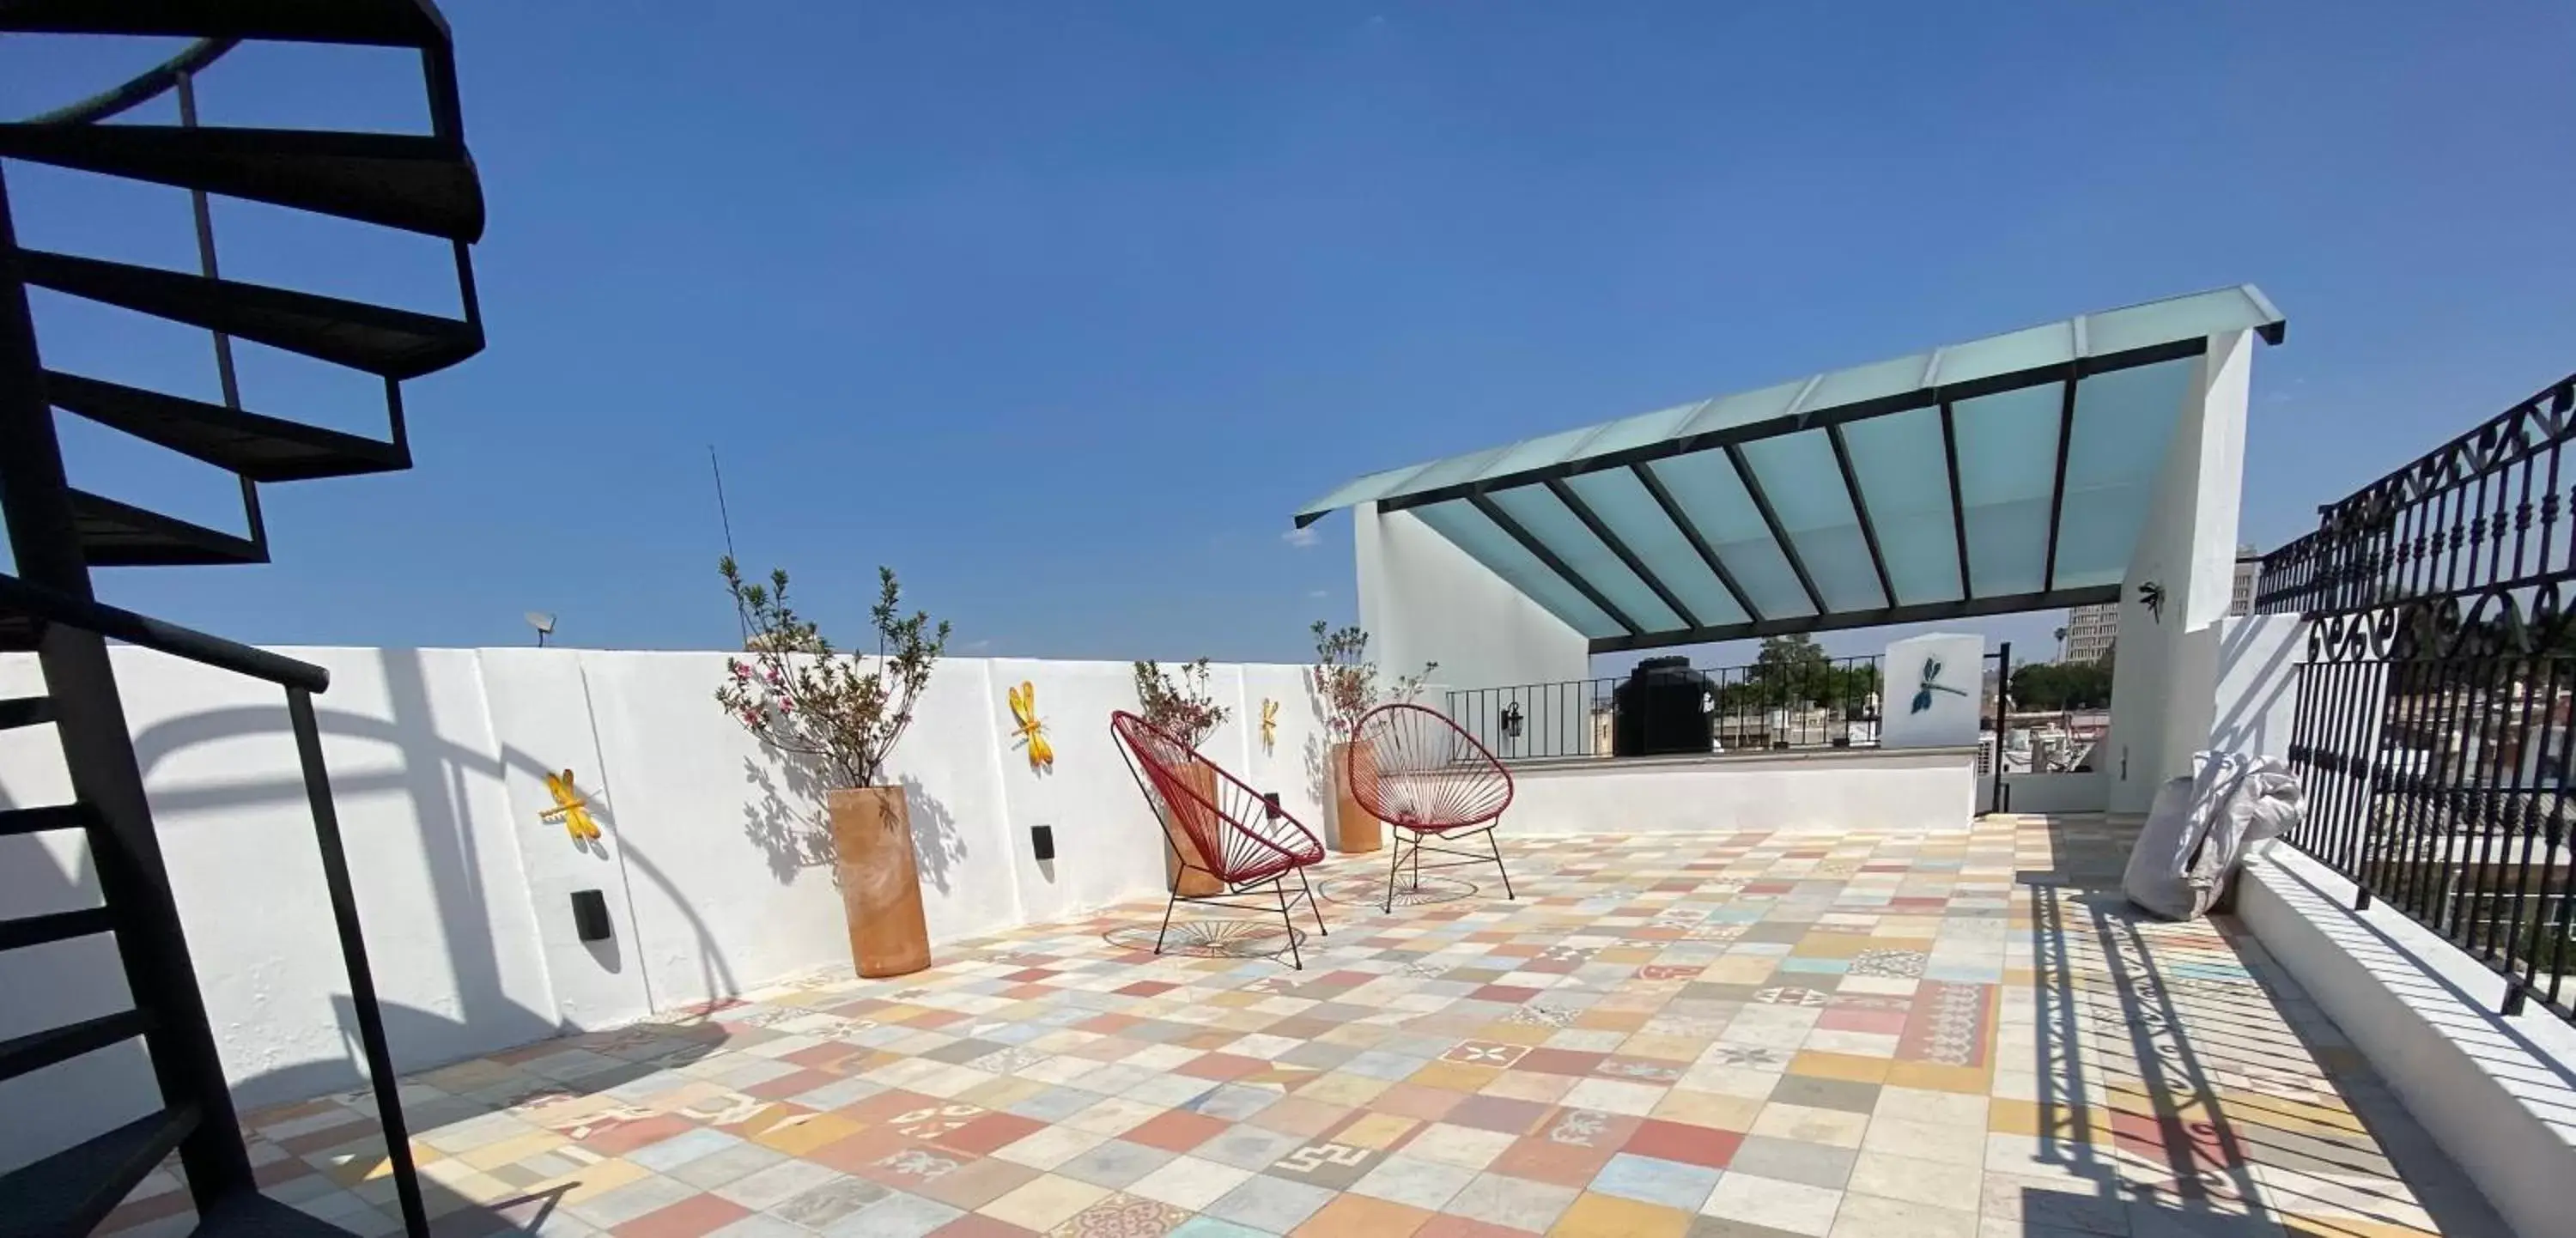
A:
[1273,876,1303,969]
[1383,828,1407,913]
[1297,865,1327,936]
[1485,826,1516,900]
[1154,885,1180,954]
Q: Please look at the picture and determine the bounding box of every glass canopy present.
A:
[1293,285,2285,652]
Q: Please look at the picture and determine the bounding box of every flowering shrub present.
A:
[1133,658,1230,749]
[715,557,949,789]
[1309,620,1437,741]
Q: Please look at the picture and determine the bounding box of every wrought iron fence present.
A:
[1446,656,1882,762]
[2258,370,2576,1022]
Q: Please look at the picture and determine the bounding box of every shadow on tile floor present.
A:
[2007,816,2510,1238]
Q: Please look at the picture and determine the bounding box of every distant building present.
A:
[2064,602,2117,665]
[2232,544,2263,616]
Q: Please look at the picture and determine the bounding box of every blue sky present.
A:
[3,2,2572,672]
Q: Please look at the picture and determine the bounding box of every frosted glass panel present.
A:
[1400,445,1515,493]
[1488,486,1684,633]
[1411,501,1624,638]
[1563,468,1751,628]
[1680,379,1811,439]
[2087,287,2270,356]
[1935,322,2075,388]
[1475,426,1602,482]
[1952,383,2064,596]
[1805,354,1929,414]
[1297,463,1434,519]
[1840,407,1962,605]
[1643,450,1815,619]
[2051,359,2193,587]
[1582,401,1704,458]
[1739,430,1886,610]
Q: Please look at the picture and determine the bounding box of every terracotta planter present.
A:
[827,786,931,978]
[1158,763,1225,897]
[1328,739,1382,853]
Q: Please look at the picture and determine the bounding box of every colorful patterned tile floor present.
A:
[103,816,2504,1238]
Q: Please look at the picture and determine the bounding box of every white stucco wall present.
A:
[0,647,565,1169]
[0,646,1341,1171]
[2108,330,2255,812]
[2208,614,2305,762]
[1986,769,2108,816]
[1502,748,1978,835]
[1354,501,1590,699]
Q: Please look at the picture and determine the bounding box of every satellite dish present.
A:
[526,612,556,646]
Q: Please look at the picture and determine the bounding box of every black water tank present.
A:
[1613,657,1712,756]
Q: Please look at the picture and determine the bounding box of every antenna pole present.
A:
[710,446,748,646]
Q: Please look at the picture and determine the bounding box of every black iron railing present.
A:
[2259,371,2576,1023]
[1447,656,1882,762]
[0,571,432,1234]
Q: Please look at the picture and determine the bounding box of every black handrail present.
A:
[0,569,328,691]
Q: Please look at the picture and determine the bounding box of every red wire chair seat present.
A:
[1348,702,1519,910]
[1349,702,1514,833]
[1112,711,1324,885]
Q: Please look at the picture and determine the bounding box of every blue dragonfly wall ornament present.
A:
[1909,655,1970,715]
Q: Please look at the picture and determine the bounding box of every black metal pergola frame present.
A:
[1297,298,2286,654]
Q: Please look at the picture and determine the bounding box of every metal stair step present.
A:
[0,1106,201,1238]
[0,1009,154,1083]
[192,1192,367,1238]
[0,695,54,729]
[0,0,449,48]
[0,124,482,242]
[0,803,89,836]
[0,907,115,951]
[46,372,406,482]
[70,490,266,567]
[17,250,482,381]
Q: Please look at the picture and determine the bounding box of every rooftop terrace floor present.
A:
[108,816,2503,1238]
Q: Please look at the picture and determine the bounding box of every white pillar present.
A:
[2106,330,2254,812]
[1352,501,1590,746]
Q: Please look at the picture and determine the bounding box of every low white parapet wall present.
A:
[2236,846,2576,1238]
[0,646,1329,1168]
[1501,745,1979,836]
[1984,768,2109,816]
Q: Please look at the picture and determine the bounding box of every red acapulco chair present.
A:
[1348,701,1517,912]
[1110,710,1327,968]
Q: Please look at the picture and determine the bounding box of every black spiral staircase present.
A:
[0,4,483,1236]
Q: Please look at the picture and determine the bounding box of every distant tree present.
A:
[2012,659,2114,711]
[1756,634,1829,674]
[1721,634,1876,713]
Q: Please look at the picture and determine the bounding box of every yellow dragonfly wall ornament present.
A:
[1007,681,1054,772]
[540,769,602,843]
[1260,697,1279,753]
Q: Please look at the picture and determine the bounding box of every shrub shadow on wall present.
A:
[114,651,739,1108]
[739,756,967,895]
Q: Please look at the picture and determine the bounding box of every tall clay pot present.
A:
[1159,763,1225,897]
[828,786,931,978]
[1328,739,1382,853]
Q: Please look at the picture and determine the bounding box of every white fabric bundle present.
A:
[2123,751,2306,921]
